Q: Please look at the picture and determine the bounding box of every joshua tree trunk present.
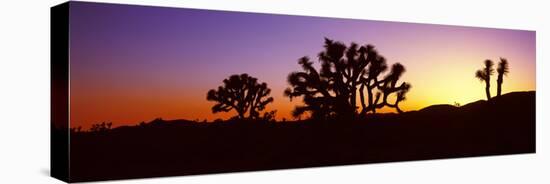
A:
[350,86,357,114]
[359,83,368,115]
[367,85,377,113]
[237,108,245,119]
[497,76,503,97]
[485,80,491,101]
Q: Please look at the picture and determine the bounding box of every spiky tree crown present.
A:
[207,74,274,119]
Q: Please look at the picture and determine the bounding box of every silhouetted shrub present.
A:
[262,110,277,122]
[89,122,112,132]
[70,126,82,134]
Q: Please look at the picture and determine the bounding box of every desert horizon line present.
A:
[68,90,535,130]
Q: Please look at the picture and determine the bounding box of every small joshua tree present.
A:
[475,59,494,101]
[496,58,509,97]
[207,74,274,120]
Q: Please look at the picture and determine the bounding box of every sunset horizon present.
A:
[68,2,535,129]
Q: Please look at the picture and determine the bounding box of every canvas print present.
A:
[51,1,536,182]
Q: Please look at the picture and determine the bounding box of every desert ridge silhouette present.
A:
[68,91,535,182]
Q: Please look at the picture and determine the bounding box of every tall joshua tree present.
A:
[475,59,494,101]
[285,38,411,120]
[207,74,274,120]
[496,58,509,97]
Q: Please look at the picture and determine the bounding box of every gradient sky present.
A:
[68,2,535,128]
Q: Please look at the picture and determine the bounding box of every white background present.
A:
[0,0,548,183]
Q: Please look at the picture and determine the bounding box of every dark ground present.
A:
[67,91,535,182]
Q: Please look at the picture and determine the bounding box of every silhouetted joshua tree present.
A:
[475,59,494,100]
[207,74,274,120]
[496,58,509,97]
[285,38,411,119]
